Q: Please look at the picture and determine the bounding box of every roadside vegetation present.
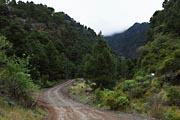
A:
[77,0,180,119]
[0,35,46,119]
[69,77,180,120]
[1,0,180,120]
[0,0,99,119]
[73,1,180,119]
[0,97,46,120]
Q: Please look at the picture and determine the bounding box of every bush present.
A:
[115,96,129,110]
[94,88,102,102]
[130,101,149,114]
[0,57,38,106]
[146,77,164,96]
[98,89,129,110]
[119,75,150,98]
[166,86,180,106]
[0,36,38,106]
[164,106,180,120]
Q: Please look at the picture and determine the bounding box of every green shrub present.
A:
[101,89,116,109]
[158,50,180,76]
[0,57,38,106]
[130,101,149,114]
[164,106,180,120]
[166,86,180,106]
[0,35,10,65]
[146,77,164,95]
[115,96,129,110]
[0,36,38,106]
[94,88,102,102]
[119,76,150,98]
[99,89,129,110]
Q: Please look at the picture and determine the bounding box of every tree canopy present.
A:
[84,35,117,88]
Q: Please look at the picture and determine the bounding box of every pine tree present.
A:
[85,36,117,88]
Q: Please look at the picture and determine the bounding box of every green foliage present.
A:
[0,35,38,106]
[158,49,180,75]
[84,37,117,88]
[149,0,180,35]
[149,77,164,94]
[93,0,180,117]
[166,86,180,106]
[117,75,151,98]
[2,1,180,119]
[0,1,99,84]
[137,0,180,85]
[0,57,38,105]
[0,97,46,120]
[116,57,134,79]
[0,35,10,65]
[138,0,180,80]
[130,101,149,114]
[164,106,180,120]
[95,89,129,110]
[138,29,180,85]
[105,23,149,57]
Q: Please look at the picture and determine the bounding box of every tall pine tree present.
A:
[85,35,117,88]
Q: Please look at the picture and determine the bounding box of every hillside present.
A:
[1,0,180,120]
[0,0,116,119]
[96,0,180,119]
[138,0,180,80]
[0,1,98,84]
[105,22,149,57]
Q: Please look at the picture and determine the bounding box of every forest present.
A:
[0,0,180,120]
[105,22,149,58]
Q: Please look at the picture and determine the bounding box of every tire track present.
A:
[38,80,152,120]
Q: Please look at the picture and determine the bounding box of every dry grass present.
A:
[0,98,46,120]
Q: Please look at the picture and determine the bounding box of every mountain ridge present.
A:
[105,22,149,57]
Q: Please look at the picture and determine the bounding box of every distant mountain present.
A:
[105,22,149,57]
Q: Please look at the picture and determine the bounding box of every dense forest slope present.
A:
[138,0,180,84]
[0,0,99,85]
[105,23,149,57]
[1,0,180,120]
[91,0,180,120]
[0,1,111,119]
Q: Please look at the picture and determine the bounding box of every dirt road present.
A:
[38,80,153,120]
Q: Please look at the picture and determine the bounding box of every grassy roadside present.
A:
[0,90,47,120]
[64,79,156,120]
[0,97,46,120]
[63,78,95,106]
[0,80,69,120]
[66,79,180,120]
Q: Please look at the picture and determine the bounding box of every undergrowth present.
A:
[0,97,46,120]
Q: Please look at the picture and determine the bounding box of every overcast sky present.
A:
[21,0,164,35]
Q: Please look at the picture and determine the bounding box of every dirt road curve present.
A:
[38,80,152,120]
